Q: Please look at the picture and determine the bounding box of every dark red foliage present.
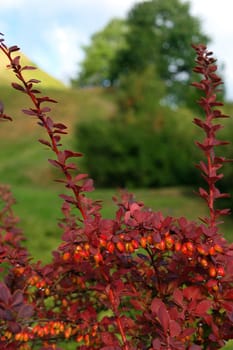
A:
[0,34,232,349]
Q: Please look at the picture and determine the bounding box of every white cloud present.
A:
[45,25,88,83]
[0,0,27,9]
[189,0,233,99]
[1,0,233,98]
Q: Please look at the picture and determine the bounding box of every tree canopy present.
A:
[71,19,127,87]
[72,0,210,107]
[110,0,210,106]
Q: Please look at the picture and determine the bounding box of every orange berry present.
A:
[208,246,216,255]
[200,258,208,268]
[186,241,194,252]
[125,242,134,253]
[131,239,139,249]
[76,335,83,342]
[214,244,223,253]
[140,237,147,248]
[197,245,207,255]
[84,334,90,345]
[165,236,174,249]
[147,235,153,244]
[107,242,115,253]
[116,241,125,253]
[62,252,71,261]
[94,252,103,264]
[99,238,107,247]
[181,244,188,255]
[209,267,216,277]
[84,243,90,251]
[65,326,72,339]
[155,240,165,251]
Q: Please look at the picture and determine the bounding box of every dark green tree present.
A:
[110,0,210,107]
[71,19,127,87]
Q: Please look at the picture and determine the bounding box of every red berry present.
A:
[175,242,181,252]
[181,244,188,255]
[107,242,115,253]
[131,239,139,249]
[216,266,225,277]
[186,241,194,252]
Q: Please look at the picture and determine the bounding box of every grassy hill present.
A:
[0,49,65,89]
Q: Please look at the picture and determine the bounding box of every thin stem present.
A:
[107,287,130,350]
[0,43,87,221]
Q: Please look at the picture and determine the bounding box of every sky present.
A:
[0,0,233,99]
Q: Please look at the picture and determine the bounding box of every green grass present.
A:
[10,184,232,263]
[0,50,65,89]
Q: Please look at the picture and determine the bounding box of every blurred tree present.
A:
[109,0,210,107]
[71,19,127,87]
[116,65,166,122]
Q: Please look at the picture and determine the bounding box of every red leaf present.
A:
[37,96,57,104]
[169,320,181,337]
[74,173,89,182]
[183,286,202,301]
[65,162,77,170]
[195,300,212,316]
[41,107,51,113]
[22,108,37,116]
[27,78,41,84]
[53,122,66,129]
[152,338,161,349]
[0,282,11,303]
[224,290,233,299]
[11,82,25,92]
[151,297,164,314]
[17,304,34,319]
[11,290,23,309]
[173,289,183,307]
[46,116,54,128]
[59,194,76,204]
[48,158,61,168]
[82,178,94,192]
[38,138,51,147]
[189,345,202,350]
[64,150,83,159]
[157,304,170,331]
[21,65,37,71]
[8,45,20,52]
[199,187,209,199]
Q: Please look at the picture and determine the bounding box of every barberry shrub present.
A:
[0,34,233,350]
